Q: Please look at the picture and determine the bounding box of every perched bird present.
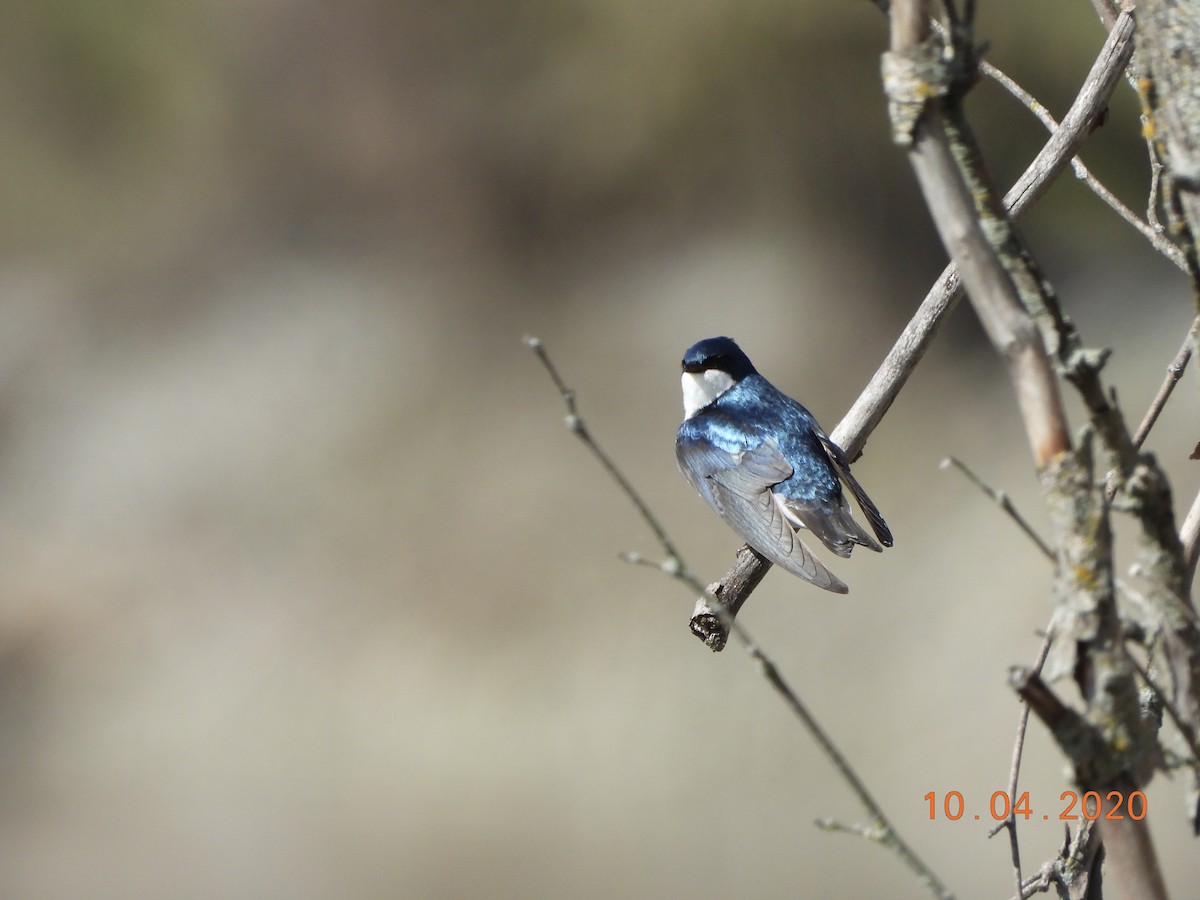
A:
[675,336,892,592]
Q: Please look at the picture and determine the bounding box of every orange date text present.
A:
[923,790,1146,822]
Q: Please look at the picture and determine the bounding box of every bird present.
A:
[675,336,892,593]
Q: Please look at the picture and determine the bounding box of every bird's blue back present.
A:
[677,373,840,503]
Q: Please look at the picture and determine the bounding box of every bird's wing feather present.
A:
[815,432,893,548]
[778,491,878,557]
[677,439,848,593]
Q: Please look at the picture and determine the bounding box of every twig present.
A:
[1138,0,1200,294]
[1008,654,1166,900]
[1148,151,1167,238]
[1131,317,1197,450]
[1004,820,1103,900]
[990,630,1055,900]
[815,818,887,839]
[753,649,954,900]
[939,457,1055,560]
[980,59,1187,271]
[524,336,693,579]
[525,336,955,900]
[831,266,960,461]
[935,457,1056,897]
[995,9,1136,228]
[1008,860,1062,900]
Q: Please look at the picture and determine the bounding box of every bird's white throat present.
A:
[682,370,735,418]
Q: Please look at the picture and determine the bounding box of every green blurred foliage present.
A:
[0,0,1151,278]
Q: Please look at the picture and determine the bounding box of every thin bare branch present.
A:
[990,630,1056,899]
[980,58,1187,271]
[1139,0,1200,293]
[523,336,693,577]
[842,7,1137,459]
[525,336,955,900]
[831,267,960,460]
[815,818,888,840]
[999,10,1136,225]
[988,314,1198,892]
[1148,150,1167,236]
[940,456,1055,560]
[1132,317,1197,449]
[1076,165,1183,267]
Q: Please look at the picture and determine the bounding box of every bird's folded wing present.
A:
[678,439,848,593]
[816,433,894,548]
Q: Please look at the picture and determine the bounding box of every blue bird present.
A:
[676,336,892,592]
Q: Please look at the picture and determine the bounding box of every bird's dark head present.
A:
[681,336,757,379]
[680,336,758,418]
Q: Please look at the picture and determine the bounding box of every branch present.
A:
[949,328,1200,884]
[991,631,1055,899]
[979,54,1186,271]
[698,9,1137,639]
[940,456,1055,560]
[885,1,1069,464]
[886,3,1169,897]
[998,10,1137,229]
[1130,317,1197,452]
[525,336,955,900]
[689,545,772,650]
[1012,665,1166,900]
[989,317,1200,882]
[524,336,694,579]
[1139,0,1200,294]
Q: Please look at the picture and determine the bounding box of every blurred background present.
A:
[0,0,1197,897]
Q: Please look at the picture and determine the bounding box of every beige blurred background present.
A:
[1,1,1197,897]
